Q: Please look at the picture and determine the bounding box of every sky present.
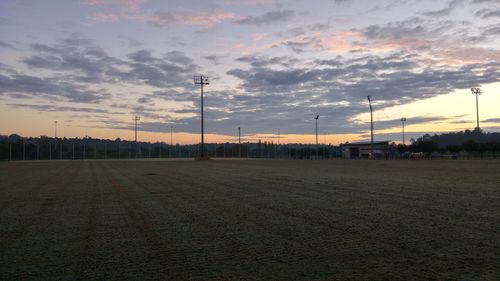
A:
[0,0,499,145]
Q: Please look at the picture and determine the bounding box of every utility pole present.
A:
[367,96,374,158]
[194,75,209,158]
[23,138,25,161]
[238,127,241,158]
[401,118,407,145]
[471,87,482,130]
[314,115,319,145]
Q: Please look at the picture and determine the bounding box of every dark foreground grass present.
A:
[0,159,499,280]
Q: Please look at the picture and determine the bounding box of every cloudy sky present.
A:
[0,0,499,144]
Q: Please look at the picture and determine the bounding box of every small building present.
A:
[341,141,390,159]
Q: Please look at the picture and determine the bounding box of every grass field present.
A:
[0,159,499,280]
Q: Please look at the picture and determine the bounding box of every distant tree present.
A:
[396,144,407,154]
[446,145,461,153]
[409,140,438,153]
[462,140,479,152]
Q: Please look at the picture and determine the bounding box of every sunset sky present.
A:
[0,0,499,144]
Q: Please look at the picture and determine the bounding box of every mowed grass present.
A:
[0,160,499,280]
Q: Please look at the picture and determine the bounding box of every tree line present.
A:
[397,129,500,154]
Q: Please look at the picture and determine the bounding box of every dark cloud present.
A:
[483,118,500,123]
[333,0,352,4]
[203,55,223,64]
[22,34,124,84]
[219,53,500,135]
[370,116,461,131]
[421,0,465,17]
[0,74,110,103]
[19,34,198,91]
[0,40,14,49]
[236,55,300,68]
[137,97,154,104]
[475,8,500,19]
[234,10,295,25]
[8,103,112,114]
[470,0,500,4]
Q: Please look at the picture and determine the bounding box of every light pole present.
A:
[134,116,140,157]
[367,96,374,158]
[314,115,319,145]
[470,87,482,130]
[194,75,209,158]
[170,125,173,158]
[54,121,57,161]
[401,118,407,145]
[238,127,241,158]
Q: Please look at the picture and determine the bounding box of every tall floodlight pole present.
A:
[194,75,209,158]
[401,118,407,145]
[134,116,140,157]
[278,129,280,145]
[170,125,173,158]
[470,87,482,130]
[238,127,241,158]
[367,96,374,158]
[314,115,320,145]
[54,121,58,160]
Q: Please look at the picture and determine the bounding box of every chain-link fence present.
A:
[0,137,343,161]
